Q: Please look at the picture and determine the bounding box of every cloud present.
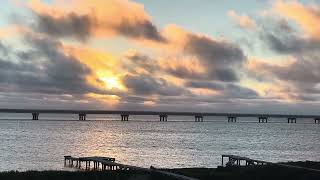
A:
[35,13,91,41]
[258,17,320,54]
[185,80,258,99]
[184,33,245,81]
[228,10,257,30]
[28,0,165,42]
[123,74,188,96]
[274,0,320,39]
[0,36,103,95]
[246,57,320,102]
[241,1,320,103]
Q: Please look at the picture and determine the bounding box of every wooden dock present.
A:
[221,155,269,167]
[221,155,320,173]
[64,156,199,180]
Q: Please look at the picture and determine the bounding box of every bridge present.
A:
[0,108,320,123]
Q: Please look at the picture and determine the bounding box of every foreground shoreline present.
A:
[1,161,320,180]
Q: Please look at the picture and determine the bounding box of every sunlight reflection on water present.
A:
[0,114,319,171]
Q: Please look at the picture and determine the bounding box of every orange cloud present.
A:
[62,44,126,91]
[86,93,121,106]
[0,25,29,38]
[158,55,205,78]
[274,0,320,39]
[28,0,164,41]
[245,57,299,102]
[228,10,257,30]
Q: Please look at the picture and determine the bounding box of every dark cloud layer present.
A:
[0,37,100,95]
[262,32,320,54]
[185,80,258,99]
[259,18,320,54]
[36,13,91,41]
[117,20,166,42]
[183,34,245,82]
[248,17,320,102]
[33,11,165,42]
[123,74,187,96]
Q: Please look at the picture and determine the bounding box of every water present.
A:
[0,114,319,171]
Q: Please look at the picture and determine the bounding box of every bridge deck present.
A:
[1,109,320,119]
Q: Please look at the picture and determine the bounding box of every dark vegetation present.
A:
[1,161,319,180]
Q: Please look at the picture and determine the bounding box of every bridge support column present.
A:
[121,114,129,121]
[79,113,86,121]
[315,118,320,124]
[228,116,237,122]
[258,117,268,123]
[288,117,297,123]
[32,113,39,120]
[159,114,168,122]
[195,115,203,122]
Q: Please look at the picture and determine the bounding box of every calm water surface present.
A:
[0,114,319,171]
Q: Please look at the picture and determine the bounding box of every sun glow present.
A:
[100,76,125,90]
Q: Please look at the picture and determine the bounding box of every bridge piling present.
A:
[121,114,129,121]
[228,116,237,122]
[288,117,297,123]
[32,113,39,120]
[79,113,86,120]
[159,114,168,121]
[195,115,203,122]
[258,117,268,123]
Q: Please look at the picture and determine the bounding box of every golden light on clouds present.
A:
[62,45,127,91]
[274,0,320,39]
[86,93,121,105]
[99,76,125,90]
[28,0,152,39]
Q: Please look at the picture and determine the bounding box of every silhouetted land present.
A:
[1,161,319,180]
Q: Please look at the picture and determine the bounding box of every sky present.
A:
[1,0,320,114]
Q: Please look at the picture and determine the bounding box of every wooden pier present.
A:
[221,155,269,167]
[64,156,199,180]
[221,155,320,173]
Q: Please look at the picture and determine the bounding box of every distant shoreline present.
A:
[1,161,319,180]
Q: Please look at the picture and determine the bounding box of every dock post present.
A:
[221,155,224,166]
[32,113,39,120]
[314,118,320,124]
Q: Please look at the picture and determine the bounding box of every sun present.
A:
[100,76,124,90]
